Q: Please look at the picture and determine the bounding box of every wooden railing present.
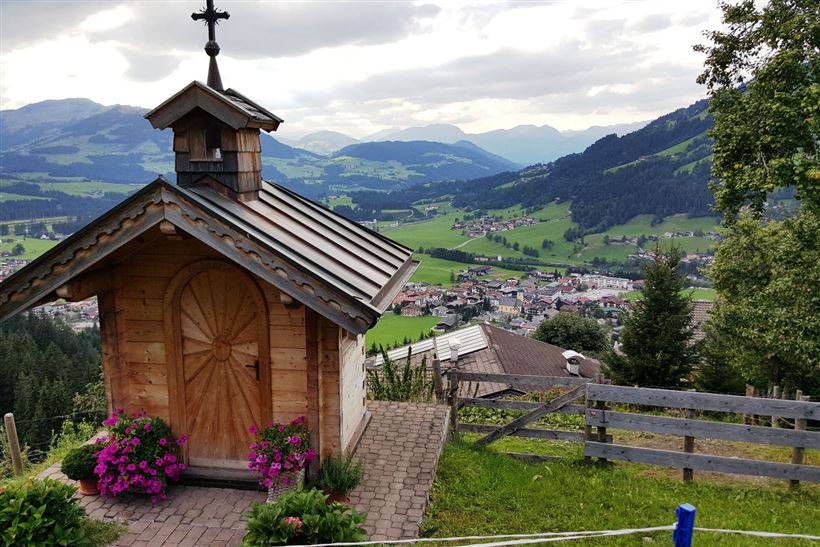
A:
[447,372,820,486]
[584,384,819,486]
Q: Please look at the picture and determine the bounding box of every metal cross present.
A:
[191,0,230,58]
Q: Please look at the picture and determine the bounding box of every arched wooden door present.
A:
[169,261,270,468]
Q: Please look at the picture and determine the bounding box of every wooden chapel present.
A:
[0,2,418,478]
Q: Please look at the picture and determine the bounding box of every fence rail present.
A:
[448,372,820,487]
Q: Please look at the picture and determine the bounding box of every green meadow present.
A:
[366,313,441,350]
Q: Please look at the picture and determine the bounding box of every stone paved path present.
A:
[348,401,450,541]
[38,401,449,545]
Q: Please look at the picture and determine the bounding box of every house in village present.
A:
[0,45,418,478]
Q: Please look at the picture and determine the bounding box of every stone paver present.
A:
[39,464,266,546]
[37,401,449,545]
[348,401,450,541]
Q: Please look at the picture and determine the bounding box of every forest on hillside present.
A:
[342,99,717,232]
[0,313,104,472]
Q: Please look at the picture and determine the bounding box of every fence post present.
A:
[595,399,608,464]
[583,392,594,462]
[743,384,754,424]
[790,392,809,490]
[682,408,695,482]
[771,385,781,427]
[4,412,24,476]
[447,371,460,437]
[673,503,696,547]
[431,358,444,403]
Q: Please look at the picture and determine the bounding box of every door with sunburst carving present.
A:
[177,265,270,466]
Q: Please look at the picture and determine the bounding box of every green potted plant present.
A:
[61,444,100,495]
[317,453,364,504]
[243,487,367,546]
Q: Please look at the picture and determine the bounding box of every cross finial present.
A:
[191,0,230,91]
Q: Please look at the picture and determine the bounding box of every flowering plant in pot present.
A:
[316,453,364,505]
[61,444,100,495]
[247,416,316,502]
[94,408,188,503]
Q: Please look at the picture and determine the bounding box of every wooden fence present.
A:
[447,372,820,486]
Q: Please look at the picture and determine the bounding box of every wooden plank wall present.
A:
[102,235,340,459]
[113,237,220,419]
[261,284,308,423]
[339,329,366,451]
[318,317,341,460]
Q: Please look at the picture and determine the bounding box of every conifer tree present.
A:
[605,246,698,388]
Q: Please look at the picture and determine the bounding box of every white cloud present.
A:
[79,5,133,33]
[0,0,725,137]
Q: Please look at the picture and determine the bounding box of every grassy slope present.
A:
[623,287,717,301]
[0,236,59,259]
[411,254,524,286]
[424,439,820,546]
[365,314,441,350]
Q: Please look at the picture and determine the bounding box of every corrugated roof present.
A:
[373,324,487,366]
[186,181,417,312]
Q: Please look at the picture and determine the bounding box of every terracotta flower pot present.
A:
[324,491,350,505]
[77,478,99,496]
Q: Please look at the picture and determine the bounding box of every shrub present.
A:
[95,409,187,502]
[317,453,364,496]
[61,444,99,481]
[0,478,90,546]
[368,350,433,402]
[247,417,315,490]
[243,487,367,546]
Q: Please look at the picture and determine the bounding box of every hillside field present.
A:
[411,254,526,286]
[366,313,441,350]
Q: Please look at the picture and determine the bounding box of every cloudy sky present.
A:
[0,0,723,139]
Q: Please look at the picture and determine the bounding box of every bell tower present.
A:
[144,1,282,201]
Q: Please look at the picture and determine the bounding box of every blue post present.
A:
[673,503,696,547]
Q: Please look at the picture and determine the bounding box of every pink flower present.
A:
[284,516,304,531]
[131,437,140,446]
[143,423,151,432]
[159,438,167,446]
[177,435,188,446]
[248,425,258,434]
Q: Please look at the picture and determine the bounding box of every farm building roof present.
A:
[369,323,601,398]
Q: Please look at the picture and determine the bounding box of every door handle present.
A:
[245,360,260,380]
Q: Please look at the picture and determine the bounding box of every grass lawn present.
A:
[381,213,469,250]
[424,438,820,545]
[366,313,441,350]
[37,180,139,196]
[0,236,59,259]
[623,287,717,301]
[411,254,525,286]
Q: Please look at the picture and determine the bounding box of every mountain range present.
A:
[0,99,525,201]
[344,99,716,233]
[281,120,648,164]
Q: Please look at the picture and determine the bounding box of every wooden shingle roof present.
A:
[0,178,418,334]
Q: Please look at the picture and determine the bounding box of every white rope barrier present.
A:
[287,524,820,547]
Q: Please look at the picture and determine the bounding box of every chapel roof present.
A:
[0,177,418,334]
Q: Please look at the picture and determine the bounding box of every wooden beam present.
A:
[587,384,820,420]
[55,267,121,302]
[460,398,585,415]
[585,409,820,449]
[584,442,820,483]
[475,384,587,447]
[305,308,320,475]
[459,423,603,443]
[456,372,591,388]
